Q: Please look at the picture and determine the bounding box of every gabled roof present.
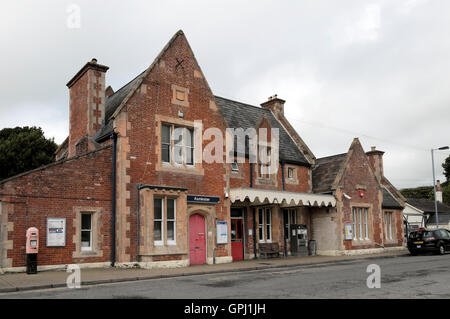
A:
[312,153,347,193]
[214,96,310,166]
[95,72,145,141]
[382,187,403,209]
[95,30,187,142]
[406,198,450,214]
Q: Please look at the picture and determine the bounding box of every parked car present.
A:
[407,229,450,256]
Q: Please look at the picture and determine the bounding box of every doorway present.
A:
[189,213,206,265]
[231,208,244,261]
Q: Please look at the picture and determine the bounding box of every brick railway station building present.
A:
[0,31,405,272]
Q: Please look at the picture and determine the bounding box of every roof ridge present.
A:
[316,152,348,161]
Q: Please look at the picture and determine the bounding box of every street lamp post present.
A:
[431,146,449,228]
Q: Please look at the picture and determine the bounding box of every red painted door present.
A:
[189,214,206,265]
[231,218,244,261]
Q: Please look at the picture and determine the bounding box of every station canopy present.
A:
[229,187,336,207]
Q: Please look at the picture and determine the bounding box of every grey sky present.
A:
[1,0,449,189]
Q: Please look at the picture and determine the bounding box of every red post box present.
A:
[26,227,39,254]
[26,227,39,274]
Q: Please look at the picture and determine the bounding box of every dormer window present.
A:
[287,167,294,179]
[259,146,272,179]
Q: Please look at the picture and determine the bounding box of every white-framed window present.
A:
[385,212,393,240]
[81,213,93,251]
[287,167,294,179]
[258,208,272,243]
[154,197,177,246]
[161,123,194,166]
[352,207,369,240]
[283,208,297,240]
[231,162,239,172]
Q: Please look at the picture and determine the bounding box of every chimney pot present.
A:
[371,146,376,151]
[91,58,97,64]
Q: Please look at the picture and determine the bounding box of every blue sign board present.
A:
[187,195,220,204]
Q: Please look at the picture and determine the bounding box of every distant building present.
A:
[406,197,450,231]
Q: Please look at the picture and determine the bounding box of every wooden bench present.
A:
[259,243,280,259]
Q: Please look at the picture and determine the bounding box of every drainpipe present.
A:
[253,207,257,259]
[283,207,287,258]
[281,162,286,191]
[250,163,253,188]
[111,133,117,267]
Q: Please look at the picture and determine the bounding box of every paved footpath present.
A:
[0,250,409,293]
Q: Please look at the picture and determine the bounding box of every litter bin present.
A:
[308,240,316,256]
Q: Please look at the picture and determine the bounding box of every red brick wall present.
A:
[120,33,230,261]
[0,146,112,267]
[230,160,311,192]
[339,141,384,250]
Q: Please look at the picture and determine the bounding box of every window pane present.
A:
[167,199,175,220]
[266,224,271,240]
[162,124,171,144]
[266,209,271,225]
[186,147,193,165]
[358,208,362,239]
[81,231,91,247]
[231,219,236,241]
[236,220,242,240]
[167,221,175,241]
[154,221,162,241]
[364,209,368,238]
[81,214,91,230]
[154,198,162,220]
[162,144,170,163]
[174,127,183,146]
[174,145,184,164]
[186,128,193,147]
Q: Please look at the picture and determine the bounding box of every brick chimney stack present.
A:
[66,58,109,158]
[261,94,285,116]
[436,180,443,203]
[366,146,385,182]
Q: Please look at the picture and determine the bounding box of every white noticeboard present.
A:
[47,218,66,247]
[216,221,228,244]
[344,222,353,240]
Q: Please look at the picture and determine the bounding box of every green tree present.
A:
[400,186,434,201]
[443,155,450,182]
[0,126,58,180]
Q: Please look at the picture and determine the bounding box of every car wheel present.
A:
[439,244,445,255]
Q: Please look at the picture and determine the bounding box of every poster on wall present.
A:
[47,218,66,247]
[344,221,353,240]
[216,221,228,244]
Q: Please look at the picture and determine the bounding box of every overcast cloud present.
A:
[1,0,449,189]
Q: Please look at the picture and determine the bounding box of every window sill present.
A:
[156,162,204,175]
